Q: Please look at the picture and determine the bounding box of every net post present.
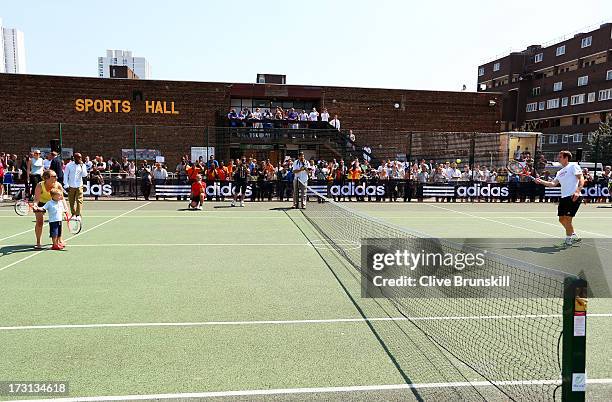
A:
[561,276,588,402]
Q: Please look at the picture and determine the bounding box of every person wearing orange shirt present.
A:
[215,163,227,181]
[215,162,228,201]
[190,174,206,210]
[186,162,203,184]
[348,160,362,201]
[226,160,234,177]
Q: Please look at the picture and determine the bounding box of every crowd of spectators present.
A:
[2,150,611,203]
[227,106,341,130]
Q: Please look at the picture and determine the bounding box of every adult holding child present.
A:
[33,170,66,249]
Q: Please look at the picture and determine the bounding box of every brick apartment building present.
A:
[477,22,612,160]
[0,73,500,165]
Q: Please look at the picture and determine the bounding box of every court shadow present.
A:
[501,245,564,255]
[269,207,292,211]
[0,245,42,256]
[213,205,236,209]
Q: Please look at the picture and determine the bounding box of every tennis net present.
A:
[302,188,586,402]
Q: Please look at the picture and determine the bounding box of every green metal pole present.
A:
[133,125,138,200]
[594,135,600,177]
[206,127,210,161]
[59,122,63,153]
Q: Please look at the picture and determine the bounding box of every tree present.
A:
[587,122,612,167]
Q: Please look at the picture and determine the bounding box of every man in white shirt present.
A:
[308,108,319,122]
[329,115,341,130]
[84,156,93,172]
[63,153,89,218]
[363,145,372,162]
[536,150,584,246]
[320,108,330,122]
[446,162,461,182]
[292,152,310,209]
[43,152,53,170]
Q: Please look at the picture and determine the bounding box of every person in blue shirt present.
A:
[207,156,219,170]
[33,188,68,250]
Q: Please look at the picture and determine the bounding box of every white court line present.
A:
[10,379,612,402]
[1,243,311,248]
[0,202,151,274]
[0,216,290,219]
[2,314,611,331]
[425,204,557,238]
[0,226,39,242]
[520,217,610,238]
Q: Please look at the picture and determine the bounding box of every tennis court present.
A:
[0,199,611,401]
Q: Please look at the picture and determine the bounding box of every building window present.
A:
[493,62,500,72]
[526,102,538,112]
[574,133,583,143]
[549,134,558,144]
[532,87,541,96]
[547,98,560,109]
[599,88,612,101]
[570,94,585,105]
[561,97,569,107]
[607,70,612,80]
[581,36,592,48]
[588,92,596,102]
[578,76,588,86]
[588,132,595,142]
[562,134,569,143]
[478,67,484,76]
[534,53,543,63]
[556,45,566,56]
[538,101,545,110]
[553,82,563,92]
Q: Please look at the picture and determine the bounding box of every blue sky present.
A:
[3,0,611,91]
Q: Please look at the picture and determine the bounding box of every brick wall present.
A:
[0,73,231,164]
[319,86,501,155]
[0,74,501,165]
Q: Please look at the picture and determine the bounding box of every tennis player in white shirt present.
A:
[536,150,584,246]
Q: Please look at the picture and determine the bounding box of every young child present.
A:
[190,174,206,210]
[34,188,68,250]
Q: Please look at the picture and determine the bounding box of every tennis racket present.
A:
[14,199,32,216]
[64,212,82,234]
[507,160,535,181]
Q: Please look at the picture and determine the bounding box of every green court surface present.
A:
[0,200,610,401]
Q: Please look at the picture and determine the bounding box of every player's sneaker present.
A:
[570,234,582,246]
[555,239,571,248]
[196,206,202,210]
[240,200,244,207]
[231,200,236,207]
